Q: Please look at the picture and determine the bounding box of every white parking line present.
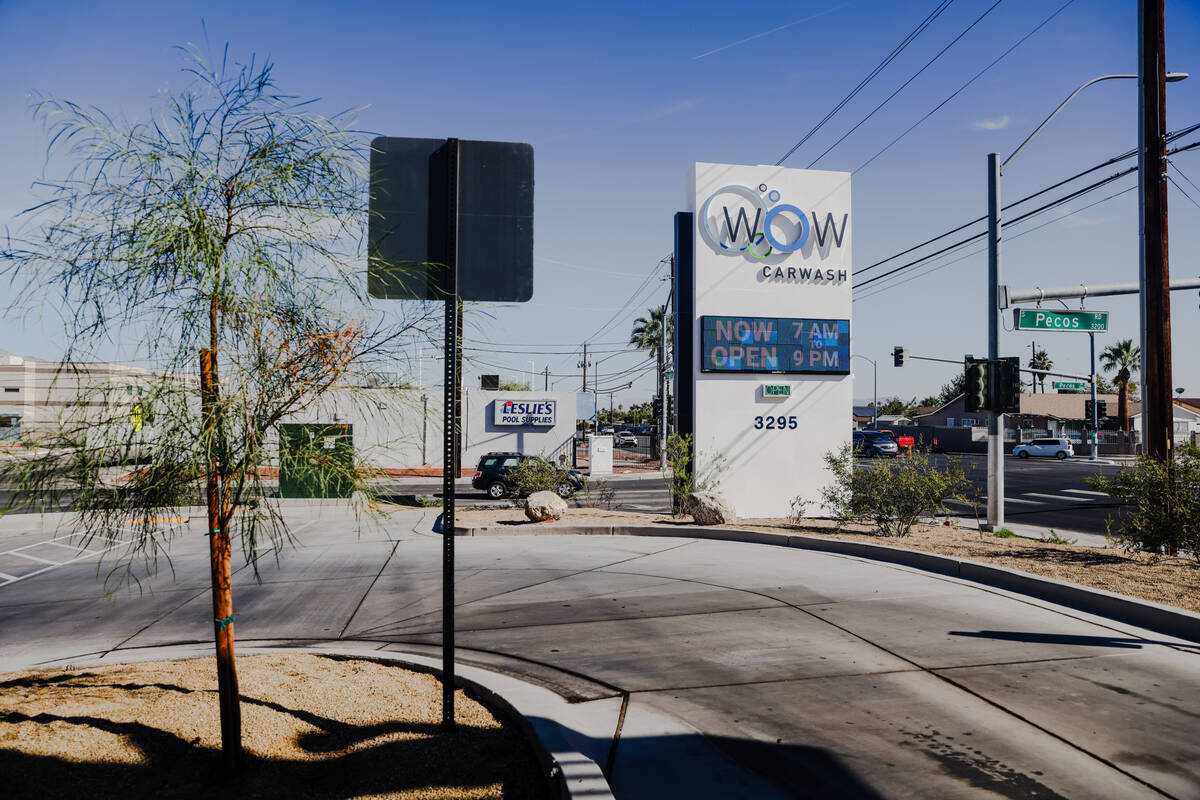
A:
[0,529,134,589]
[6,551,61,565]
[1022,492,1094,503]
[44,540,95,553]
[1062,489,1109,497]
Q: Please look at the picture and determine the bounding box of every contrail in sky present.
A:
[693,3,851,60]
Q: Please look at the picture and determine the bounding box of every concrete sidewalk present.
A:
[2,506,1198,798]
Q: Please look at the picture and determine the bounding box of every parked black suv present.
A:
[471,452,584,500]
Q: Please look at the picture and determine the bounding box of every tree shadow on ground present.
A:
[948,629,1200,651]
[990,547,1133,566]
[0,690,550,800]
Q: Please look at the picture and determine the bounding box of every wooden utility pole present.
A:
[200,348,241,765]
[1139,0,1174,460]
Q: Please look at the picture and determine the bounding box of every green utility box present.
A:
[278,423,354,498]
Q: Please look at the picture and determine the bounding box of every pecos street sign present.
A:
[1014,308,1109,332]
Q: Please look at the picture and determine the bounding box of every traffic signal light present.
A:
[992,357,1021,413]
[652,395,663,419]
[667,395,675,420]
[1085,399,1095,422]
[964,358,989,412]
[893,346,908,367]
[1097,400,1108,418]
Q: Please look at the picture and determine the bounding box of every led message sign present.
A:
[701,316,850,374]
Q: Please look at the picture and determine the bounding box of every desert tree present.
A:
[0,44,436,765]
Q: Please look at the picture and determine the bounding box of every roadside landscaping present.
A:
[0,653,549,800]
[456,507,1200,614]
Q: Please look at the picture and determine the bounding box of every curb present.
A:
[10,641,614,800]
[456,524,1200,645]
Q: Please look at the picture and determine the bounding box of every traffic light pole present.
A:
[986,153,1004,530]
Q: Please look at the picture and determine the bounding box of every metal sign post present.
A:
[439,139,460,732]
[368,136,532,734]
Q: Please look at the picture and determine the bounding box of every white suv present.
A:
[1013,438,1074,460]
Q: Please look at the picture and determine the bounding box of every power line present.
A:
[462,343,632,355]
[774,0,954,166]
[854,165,1136,290]
[1168,175,1200,213]
[583,257,669,344]
[853,183,1137,302]
[856,122,1199,278]
[856,148,1135,276]
[807,0,1004,168]
[852,132,1200,290]
[1169,158,1200,201]
[851,0,1077,176]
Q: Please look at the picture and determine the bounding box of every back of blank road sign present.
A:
[367,137,533,303]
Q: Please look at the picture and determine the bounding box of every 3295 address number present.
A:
[754,415,798,430]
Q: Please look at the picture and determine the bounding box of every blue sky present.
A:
[2,0,1199,406]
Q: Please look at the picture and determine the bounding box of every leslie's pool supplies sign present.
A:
[493,399,557,426]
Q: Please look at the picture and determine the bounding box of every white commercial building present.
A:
[461,389,578,469]
[0,349,153,442]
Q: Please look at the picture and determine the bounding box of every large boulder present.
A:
[525,490,569,522]
[684,492,736,526]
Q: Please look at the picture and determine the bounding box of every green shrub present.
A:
[578,477,616,509]
[662,432,725,517]
[505,457,569,498]
[1039,530,1077,545]
[1088,453,1200,562]
[821,445,969,537]
[992,528,1018,539]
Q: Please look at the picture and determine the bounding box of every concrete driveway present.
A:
[0,507,1197,799]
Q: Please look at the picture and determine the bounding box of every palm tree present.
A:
[1100,339,1141,432]
[1030,348,1053,393]
[629,306,674,363]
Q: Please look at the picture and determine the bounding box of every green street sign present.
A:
[1053,380,1087,390]
[1014,308,1108,332]
[763,384,790,397]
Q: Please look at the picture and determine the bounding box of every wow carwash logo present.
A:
[700,184,848,259]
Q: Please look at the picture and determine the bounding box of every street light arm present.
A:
[1002,74,1137,172]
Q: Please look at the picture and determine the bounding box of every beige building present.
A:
[0,349,152,442]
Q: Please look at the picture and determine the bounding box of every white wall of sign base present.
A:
[462,389,578,468]
[688,163,852,518]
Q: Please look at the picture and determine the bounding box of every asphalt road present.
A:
[383,454,1128,534]
[1,507,1196,799]
[0,452,1131,535]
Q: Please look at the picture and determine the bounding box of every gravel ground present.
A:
[0,654,550,800]
[458,508,1200,614]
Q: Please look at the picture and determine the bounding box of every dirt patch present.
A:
[458,508,1200,614]
[0,653,549,800]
